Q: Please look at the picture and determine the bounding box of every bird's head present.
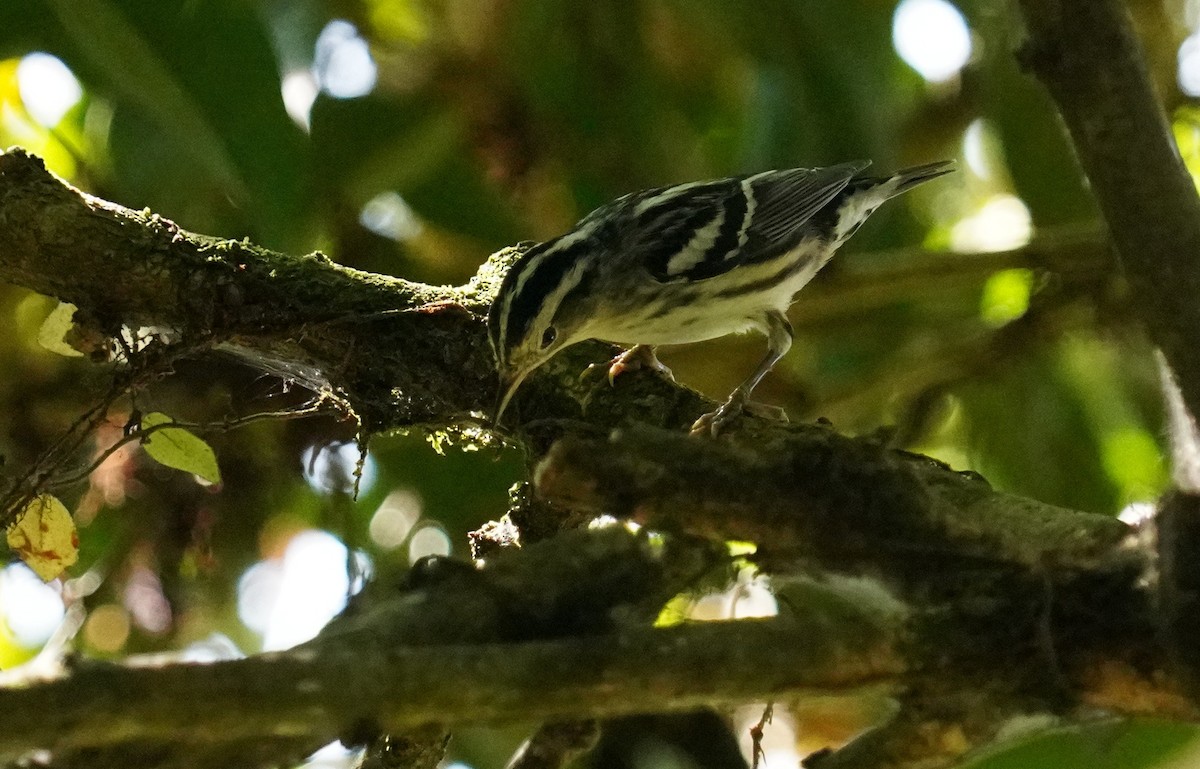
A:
[486,233,601,423]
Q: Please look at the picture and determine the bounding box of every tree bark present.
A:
[1016,0,1200,420]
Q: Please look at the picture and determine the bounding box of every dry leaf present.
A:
[7,494,79,581]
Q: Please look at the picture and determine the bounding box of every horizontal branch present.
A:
[535,425,1131,575]
[0,147,493,428]
[1,522,1193,769]
[0,148,1115,436]
[0,619,901,757]
[0,528,904,761]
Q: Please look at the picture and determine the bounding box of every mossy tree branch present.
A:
[0,140,1195,769]
[0,524,1193,769]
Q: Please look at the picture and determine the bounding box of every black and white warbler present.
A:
[488,160,954,435]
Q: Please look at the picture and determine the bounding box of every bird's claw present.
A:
[743,402,788,422]
[690,394,788,437]
[605,345,674,387]
[690,392,746,437]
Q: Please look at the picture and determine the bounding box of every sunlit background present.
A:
[1,0,1199,766]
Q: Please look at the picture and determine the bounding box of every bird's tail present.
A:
[883,160,956,196]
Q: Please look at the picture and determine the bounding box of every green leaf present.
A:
[36,302,84,357]
[141,412,221,484]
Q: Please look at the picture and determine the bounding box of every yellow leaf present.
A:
[141,412,222,484]
[37,302,85,357]
[7,495,79,581]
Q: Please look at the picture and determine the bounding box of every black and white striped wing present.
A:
[629,162,868,283]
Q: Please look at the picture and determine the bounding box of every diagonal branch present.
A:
[1016,0,1200,419]
[0,147,1117,438]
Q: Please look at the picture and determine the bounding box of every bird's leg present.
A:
[691,311,793,437]
[605,344,674,386]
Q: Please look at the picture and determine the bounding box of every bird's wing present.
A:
[631,162,868,283]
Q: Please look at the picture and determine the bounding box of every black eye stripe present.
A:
[490,241,552,353]
[503,238,592,349]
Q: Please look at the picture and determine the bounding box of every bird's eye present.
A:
[540,326,557,349]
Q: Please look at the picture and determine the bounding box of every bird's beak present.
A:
[494,366,533,425]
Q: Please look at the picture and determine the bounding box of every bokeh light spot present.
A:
[300,740,357,769]
[83,603,131,654]
[17,52,83,127]
[0,564,65,647]
[962,119,1000,181]
[238,530,371,651]
[302,442,377,496]
[369,489,423,549]
[1102,428,1167,503]
[892,0,972,83]
[282,69,319,131]
[314,20,377,99]
[1118,501,1155,527]
[950,194,1031,253]
[407,523,451,562]
[123,566,172,634]
[360,192,423,241]
[237,560,283,635]
[979,268,1034,328]
[1180,34,1200,97]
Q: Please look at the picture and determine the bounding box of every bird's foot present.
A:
[690,391,748,437]
[603,345,674,386]
[690,394,787,437]
[744,401,788,422]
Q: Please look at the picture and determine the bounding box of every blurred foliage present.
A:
[961,720,1200,769]
[0,0,1198,766]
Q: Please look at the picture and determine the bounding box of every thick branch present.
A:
[1016,0,1200,418]
[0,147,494,428]
[536,425,1131,575]
[0,148,1115,436]
[1,523,1194,769]
[0,621,899,757]
[0,529,903,764]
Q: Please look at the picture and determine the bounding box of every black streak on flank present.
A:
[713,248,818,300]
[648,287,703,319]
[504,238,593,349]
